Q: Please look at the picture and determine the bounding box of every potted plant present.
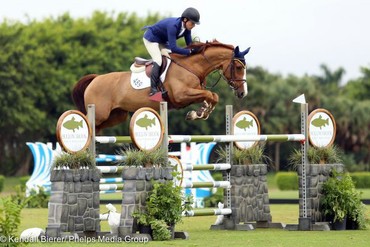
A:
[47,150,100,236]
[288,145,342,169]
[347,200,368,230]
[132,178,193,240]
[320,170,361,230]
[132,210,171,241]
[51,150,96,181]
[116,145,168,167]
[216,143,269,165]
[214,144,273,226]
[147,179,192,238]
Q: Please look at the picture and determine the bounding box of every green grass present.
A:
[13,205,370,247]
[2,176,370,246]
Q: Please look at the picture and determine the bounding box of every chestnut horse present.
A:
[72,40,250,132]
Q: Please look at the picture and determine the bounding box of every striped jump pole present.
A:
[100,177,123,183]
[95,136,132,144]
[100,190,122,194]
[183,208,232,217]
[181,181,231,189]
[99,183,124,191]
[168,134,305,144]
[96,154,126,163]
[182,163,231,171]
[97,166,124,174]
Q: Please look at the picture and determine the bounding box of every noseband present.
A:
[220,56,247,91]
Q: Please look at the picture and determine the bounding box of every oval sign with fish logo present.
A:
[130,107,164,151]
[308,108,336,148]
[56,110,92,153]
[232,111,261,149]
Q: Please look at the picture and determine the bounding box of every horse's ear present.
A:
[242,47,251,56]
[234,46,240,54]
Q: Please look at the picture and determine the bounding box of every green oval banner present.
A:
[56,110,92,153]
[130,107,164,151]
[232,110,261,149]
[308,108,336,148]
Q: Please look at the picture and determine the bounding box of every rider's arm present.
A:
[183,30,193,46]
[167,24,191,56]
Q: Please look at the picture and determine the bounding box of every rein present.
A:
[170,46,247,90]
[202,51,247,90]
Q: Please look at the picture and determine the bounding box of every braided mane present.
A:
[187,39,234,52]
[170,39,234,60]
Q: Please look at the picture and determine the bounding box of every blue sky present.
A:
[2,0,370,83]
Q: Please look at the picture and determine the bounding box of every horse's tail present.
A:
[72,74,98,114]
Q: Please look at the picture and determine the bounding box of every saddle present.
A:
[132,56,168,77]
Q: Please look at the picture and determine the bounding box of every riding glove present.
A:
[190,47,202,55]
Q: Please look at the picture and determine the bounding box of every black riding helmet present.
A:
[181,7,200,25]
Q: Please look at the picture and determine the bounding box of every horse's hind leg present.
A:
[97,108,129,131]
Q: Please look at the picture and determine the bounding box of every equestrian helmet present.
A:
[181,7,200,24]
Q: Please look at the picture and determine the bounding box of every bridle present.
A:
[170,48,247,90]
[202,52,247,90]
[219,55,247,91]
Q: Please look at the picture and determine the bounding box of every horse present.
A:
[72,40,250,132]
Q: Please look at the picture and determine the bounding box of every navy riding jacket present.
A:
[143,17,192,55]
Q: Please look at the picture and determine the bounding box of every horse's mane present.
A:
[171,39,234,59]
[187,39,234,50]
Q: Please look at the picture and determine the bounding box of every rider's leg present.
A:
[149,62,161,96]
[143,38,162,96]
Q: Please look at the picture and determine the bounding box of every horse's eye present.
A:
[236,66,243,71]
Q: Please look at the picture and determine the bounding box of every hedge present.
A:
[0,175,4,192]
[275,172,299,190]
[350,172,370,189]
[19,176,30,187]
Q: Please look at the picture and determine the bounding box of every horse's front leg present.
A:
[185,92,219,120]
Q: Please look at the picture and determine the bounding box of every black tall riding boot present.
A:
[149,62,161,96]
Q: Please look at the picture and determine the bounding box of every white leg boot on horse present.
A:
[149,62,161,96]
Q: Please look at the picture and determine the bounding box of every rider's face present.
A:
[184,20,196,30]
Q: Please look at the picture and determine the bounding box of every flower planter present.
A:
[46,168,101,237]
[138,224,153,235]
[225,164,272,227]
[119,167,174,236]
[332,217,347,230]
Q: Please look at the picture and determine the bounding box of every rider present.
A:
[142,7,202,96]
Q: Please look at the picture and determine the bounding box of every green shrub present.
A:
[116,146,169,167]
[19,176,30,187]
[11,185,50,208]
[216,144,270,165]
[276,172,298,190]
[350,172,370,189]
[0,175,4,192]
[52,151,95,169]
[0,196,26,246]
[288,145,342,170]
[321,170,368,229]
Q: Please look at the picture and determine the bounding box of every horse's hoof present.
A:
[185,111,197,120]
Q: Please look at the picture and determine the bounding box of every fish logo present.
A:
[63,116,83,132]
[311,115,329,129]
[236,117,253,131]
[136,114,156,129]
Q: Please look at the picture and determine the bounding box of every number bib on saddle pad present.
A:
[129,57,171,89]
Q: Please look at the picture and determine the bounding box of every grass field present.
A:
[2,176,370,246]
[15,205,370,247]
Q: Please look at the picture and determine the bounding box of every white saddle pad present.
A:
[130,58,171,89]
